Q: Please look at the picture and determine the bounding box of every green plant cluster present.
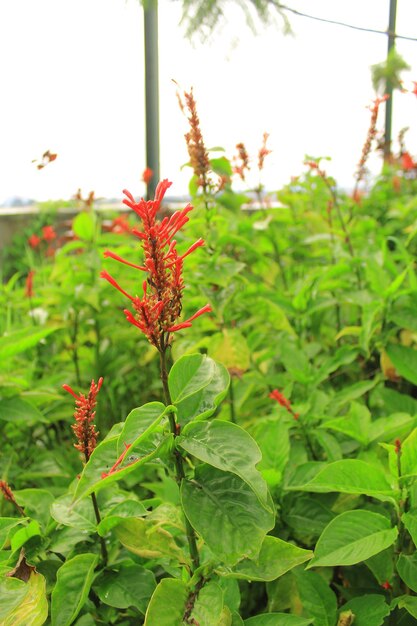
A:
[2,139,417,625]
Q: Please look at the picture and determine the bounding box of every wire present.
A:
[279,4,417,42]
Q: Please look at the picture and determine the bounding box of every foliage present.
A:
[2,91,417,624]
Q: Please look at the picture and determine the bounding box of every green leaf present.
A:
[144,578,188,626]
[181,465,275,565]
[399,428,417,477]
[116,402,168,456]
[286,459,396,502]
[114,517,186,562]
[397,552,417,592]
[322,402,370,445]
[249,418,290,487]
[331,380,379,412]
[283,496,335,540]
[97,500,147,535]
[169,354,230,424]
[73,431,171,502]
[0,572,48,626]
[13,489,54,531]
[0,326,60,361]
[95,560,156,612]
[188,581,224,625]
[294,569,337,626]
[0,397,46,424]
[244,615,313,626]
[226,536,312,581]
[72,212,96,241]
[307,510,398,568]
[0,518,28,550]
[50,494,97,532]
[402,510,417,547]
[339,594,390,626]
[386,344,417,386]
[11,520,41,552]
[395,595,417,619]
[51,553,99,626]
[209,329,250,373]
[179,420,268,505]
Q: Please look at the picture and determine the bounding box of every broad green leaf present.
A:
[286,459,396,502]
[179,420,268,504]
[331,379,379,412]
[187,581,224,625]
[144,578,188,626]
[209,329,250,373]
[307,510,398,568]
[51,553,99,626]
[386,344,417,386]
[400,428,417,477]
[181,465,275,565]
[50,494,97,532]
[294,569,337,626]
[72,211,96,241]
[73,431,171,502]
[365,548,395,585]
[114,517,186,562]
[168,354,229,424]
[313,346,358,386]
[245,616,313,626]
[249,418,290,487]
[0,326,60,361]
[369,413,417,444]
[116,402,168,456]
[11,520,41,552]
[95,561,156,613]
[0,397,46,424]
[339,594,390,626]
[0,571,48,626]
[397,552,417,593]
[395,595,417,619]
[283,496,335,540]
[226,536,312,581]
[402,510,417,547]
[0,518,28,549]
[322,402,370,445]
[13,489,54,531]
[97,500,147,535]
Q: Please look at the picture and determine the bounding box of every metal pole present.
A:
[144,0,160,199]
[384,0,397,161]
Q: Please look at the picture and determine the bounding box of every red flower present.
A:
[28,234,41,248]
[0,481,25,515]
[25,270,35,298]
[142,167,153,185]
[401,151,416,171]
[101,179,211,351]
[110,215,131,234]
[381,581,392,590]
[269,389,299,420]
[63,378,103,462]
[42,225,56,241]
[258,132,272,171]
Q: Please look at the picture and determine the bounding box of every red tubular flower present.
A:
[63,377,103,462]
[101,179,211,351]
[25,270,35,298]
[258,132,272,171]
[269,389,299,420]
[28,234,41,248]
[0,481,25,515]
[42,225,56,242]
[401,152,416,171]
[142,167,153,185]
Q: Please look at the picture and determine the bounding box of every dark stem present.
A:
[159,341,200,573]
[91,491,108,565]
[70,311,82,387]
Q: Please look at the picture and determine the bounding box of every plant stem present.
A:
[90,491,108,565]
[70,311,82,387]
[159,343,200,573]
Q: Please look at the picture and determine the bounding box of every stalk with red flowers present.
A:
[63,377,107,564]
[101,180,212,572]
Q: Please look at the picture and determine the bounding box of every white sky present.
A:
[0,0,416,203]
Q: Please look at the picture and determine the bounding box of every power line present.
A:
[279,4,417,42]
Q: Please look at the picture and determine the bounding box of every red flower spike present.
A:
[395,439,402,454]
[63,377,103,462]
[28,234,41,248]
[42,225,56,242]
[142,167,153,185]
[101,443,132,479]
[381,581,392,590]
[269,389,299,420]
[0,481,25,515]
[102,179,211,351]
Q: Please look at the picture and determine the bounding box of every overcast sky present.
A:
[0,0,416,203]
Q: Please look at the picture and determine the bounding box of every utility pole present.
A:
[144,0,160,199]
[384,0,397,161]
